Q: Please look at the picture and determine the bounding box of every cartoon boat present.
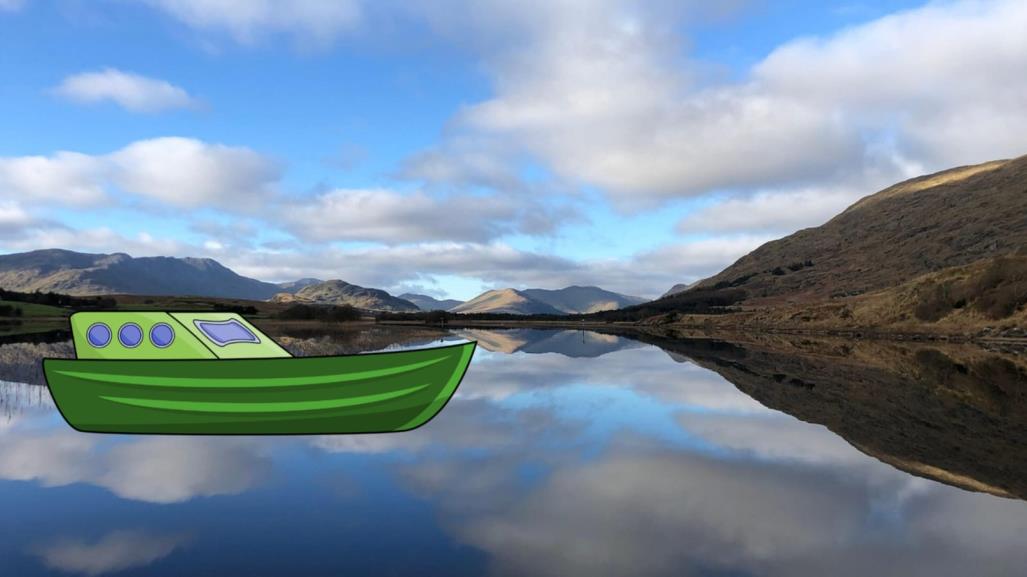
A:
[43,311,475,435]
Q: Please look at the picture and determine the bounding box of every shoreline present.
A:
[3,313,1024,348]
[377,318,1027,347]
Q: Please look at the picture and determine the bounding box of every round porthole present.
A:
[150,323,175,348]
[86,323,112,348]
[118,323,143,348]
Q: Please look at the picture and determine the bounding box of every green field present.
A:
[0,300,71,318]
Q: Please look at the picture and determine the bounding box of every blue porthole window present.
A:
[118,323,143,348]
[86,323,112,348]
[150,323,175,348]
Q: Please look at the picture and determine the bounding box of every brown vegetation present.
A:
[692,155,1027,307]
[651,155,1027,337]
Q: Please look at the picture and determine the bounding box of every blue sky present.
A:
[1,0,1025,300]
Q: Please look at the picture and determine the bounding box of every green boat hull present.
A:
[43,341,476,435]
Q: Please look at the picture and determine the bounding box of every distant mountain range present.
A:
[272,280,419,312]
[449,286,644,315]
[0,249,295,300]
[0,249,647,316]
[399,293,464,311]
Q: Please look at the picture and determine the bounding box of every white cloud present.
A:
[408,0,1027,211]
[281,188,572,244]
[221,234,767,298]
[447,446,1027,577]
[141,0,361,46]
[0,202,37,235]
[1,226,190,257]
[34,530,187,576]
[0,432,98,487]
[399,137,533,194]
[109,137,279,208]
[677,187,863,235]
[0,431,269,504]
[54,68,198,113]
[753,0,1027,168]
[0,152,108,206]
[0,137,280,210]
[97,437,269,503]
[314,434,431,454]
[225,241,575,290]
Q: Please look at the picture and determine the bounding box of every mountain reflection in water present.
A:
[0,327,1024,577]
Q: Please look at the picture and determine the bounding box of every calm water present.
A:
[1,327,1026,576]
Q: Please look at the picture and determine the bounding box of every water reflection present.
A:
[458,328,644,357]
[34,530,189,576]
[0,328,1024,576]
[643,332,1027,499]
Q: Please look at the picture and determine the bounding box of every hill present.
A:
[449,289,565,315]
[277,278,323,293]
[644,155,1027,333]
[693,156,1027,304]
[0,249,284,300]
[452,286,644,315]
[273,280,419,312]
[660,283,694,299]
[521,286,646,314]
[399,293,464,311]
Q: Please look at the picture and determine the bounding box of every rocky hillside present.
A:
[399,293,464,311]
[692,156,1027,305]
[0,249,283,300]
[273,280,419,312]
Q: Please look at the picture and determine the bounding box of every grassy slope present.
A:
[0,300,70,317]
[648,156,1027,336]
[693,156,1027,305]
[661,254,1027,337]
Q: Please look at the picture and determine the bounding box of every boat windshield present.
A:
[194,319,261,346]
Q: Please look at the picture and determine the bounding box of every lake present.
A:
[1,326,1025,576]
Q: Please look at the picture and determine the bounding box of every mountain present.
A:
[691,156,1027,306]
[449,289,565,315]
[273,280,419,312]
[636,156,1027,332]
[660,283,695,299]
[0,249,283,300]
[452,286,644,315]
[277,278,323,293]
[399,293,464,311]
[521,286,646,314]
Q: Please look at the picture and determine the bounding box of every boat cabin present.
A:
[70,311,291,360]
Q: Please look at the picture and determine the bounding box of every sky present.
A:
[1,0,1026,300]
